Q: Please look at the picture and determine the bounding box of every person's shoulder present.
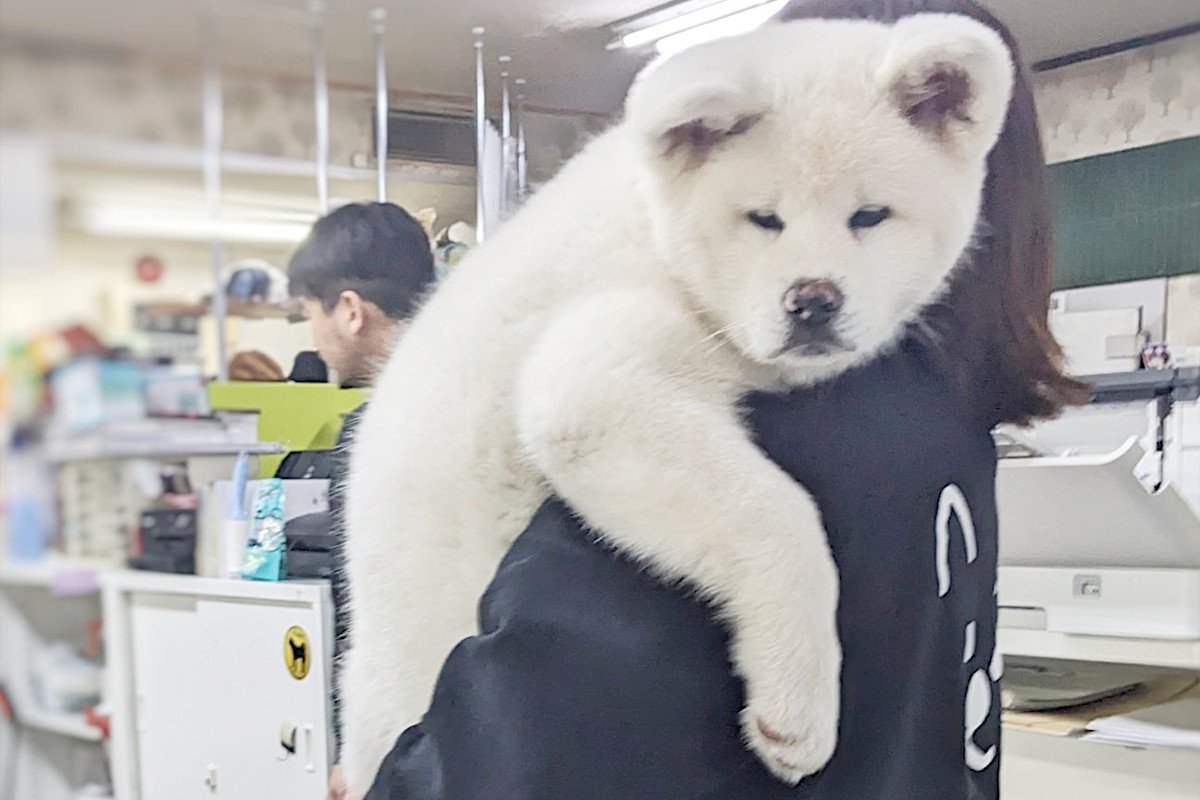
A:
[484,499,730,665]
[336,402,369,448]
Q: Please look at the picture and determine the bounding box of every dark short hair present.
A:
[288,202,435,320]
[779,0,1087,426]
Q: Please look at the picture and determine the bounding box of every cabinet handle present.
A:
[204,763,218,792]
[303,723,315,773]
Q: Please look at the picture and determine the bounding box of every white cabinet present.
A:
[105,573,333,800]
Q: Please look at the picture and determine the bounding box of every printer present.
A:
[995,367,1200,661]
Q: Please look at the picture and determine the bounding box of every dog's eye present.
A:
[848,205,891,230]
[747,210,785,232]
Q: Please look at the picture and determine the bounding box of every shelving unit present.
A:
[2,427,289,798]
[0,562,109,798]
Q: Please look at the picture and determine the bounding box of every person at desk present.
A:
[286,201,437,800]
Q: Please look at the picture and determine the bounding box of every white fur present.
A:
[342,14,1012,792]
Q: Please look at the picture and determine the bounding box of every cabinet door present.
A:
[130,590,331,799]
[130,593,213,800]
[199,595,331,799]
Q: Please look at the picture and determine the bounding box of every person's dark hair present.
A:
[779,0,1087,426]
[288,202,435,320]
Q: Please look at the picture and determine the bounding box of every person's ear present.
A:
[334,290,368,337]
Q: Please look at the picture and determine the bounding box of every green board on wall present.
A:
[1049,136,1200,290]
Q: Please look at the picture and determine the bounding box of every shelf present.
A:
[50,132,476,187]
[16,706,104,742]
[998,627,1200,671]
[1081,366,1200,404]
[0,557,110,596]
[137,299,304,322]
[1,559,331,601]
[1002,726,1200,799]
[999,720,1199,752]
[45,438,282,464]
[101,570,329,603]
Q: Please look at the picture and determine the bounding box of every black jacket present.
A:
[330,403,366,759]
[367,340,1001,800]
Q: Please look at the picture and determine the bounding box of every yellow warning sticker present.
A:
[284,625,311,680]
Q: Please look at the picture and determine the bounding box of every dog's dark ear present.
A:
[658,111,763,166]
[627,50,764,168]
[880,13,1013,159]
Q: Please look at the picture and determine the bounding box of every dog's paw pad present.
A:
[741,707,837,785]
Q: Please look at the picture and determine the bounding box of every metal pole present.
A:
[515,78,527,204]
[202,6,228,381]
[472,26,487,243]
[312,1,330,214]
[499,57,514,220]
[371,7,388,202]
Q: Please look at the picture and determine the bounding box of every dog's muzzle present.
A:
[781,279,852,355]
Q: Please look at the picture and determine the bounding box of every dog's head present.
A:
[627,14,1013,378]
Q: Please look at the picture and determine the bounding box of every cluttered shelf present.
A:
[135,299,304,323]
[995,657,1200,800]
[1000,665,1200,799]
[45,435,283,464]
[1001,663,1199,743]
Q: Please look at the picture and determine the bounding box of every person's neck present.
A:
[341,320,402,388]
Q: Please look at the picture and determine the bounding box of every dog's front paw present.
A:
[735,622,841,784]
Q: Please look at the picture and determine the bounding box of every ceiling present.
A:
[1,0,1197,115]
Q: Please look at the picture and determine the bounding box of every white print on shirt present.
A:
[964,669,997,770]
[936,483,977,597]
[935,483,998,773]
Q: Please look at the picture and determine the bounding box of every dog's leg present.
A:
[517,288,841,783]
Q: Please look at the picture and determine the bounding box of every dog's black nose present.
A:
[783,280,843,326]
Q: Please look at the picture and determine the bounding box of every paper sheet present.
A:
[1085,695,1200,750]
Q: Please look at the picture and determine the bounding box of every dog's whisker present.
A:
[673,321,748,366]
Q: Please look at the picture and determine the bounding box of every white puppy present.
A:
[343,13,1013,792]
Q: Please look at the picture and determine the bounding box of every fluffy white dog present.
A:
[343,13,1013,791]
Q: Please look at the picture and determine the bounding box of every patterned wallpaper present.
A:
[2,32,1196,192]
[1034,32,1200,164]
[0,45,372,167]
[0,42,603,184]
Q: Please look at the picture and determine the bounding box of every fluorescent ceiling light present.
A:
[654,0,787,54]
[612,0,786,53]
[80,206,312,245]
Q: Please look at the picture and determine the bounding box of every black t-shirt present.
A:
[368,340,1001,800]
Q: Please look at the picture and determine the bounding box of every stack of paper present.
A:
[1084,696,1200,750]
[1001,675,1198,738]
